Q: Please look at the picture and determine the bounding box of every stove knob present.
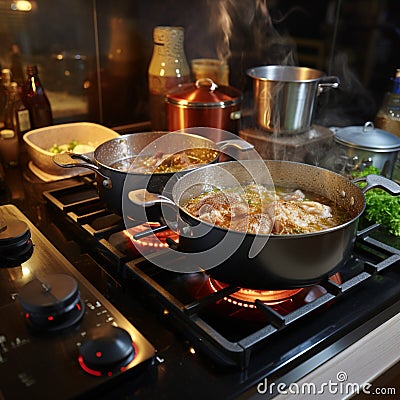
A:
[78,326,136,376]
[19,274,84,331]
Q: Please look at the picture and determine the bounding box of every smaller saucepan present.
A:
[321,121,400,178]
[53,131,254,218]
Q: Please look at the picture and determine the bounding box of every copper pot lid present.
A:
[332,121,400,152]
[166,78,242,108]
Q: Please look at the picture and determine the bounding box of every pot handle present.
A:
[128,188,176,207]
[217,139,254,152]
[53,152,112,188]
[53,152,98,171]
[353,174,400,195]
[317,75,340,95]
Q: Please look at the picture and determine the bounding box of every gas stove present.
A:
[38,174,400,395]
[2,169,400,399]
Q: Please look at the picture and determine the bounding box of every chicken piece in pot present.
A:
[280,189,305,201]
[185,191,248,228]
[230,213,273,234]
[266,200,333,234]
[184,189,274,234]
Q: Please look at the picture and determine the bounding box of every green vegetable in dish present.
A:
[352,166,400,236]
[48,140,80,154]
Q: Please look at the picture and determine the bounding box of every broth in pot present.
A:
[183,184,351,235]
[110,148,219,174]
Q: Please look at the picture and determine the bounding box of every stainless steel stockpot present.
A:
[247,65,339,134]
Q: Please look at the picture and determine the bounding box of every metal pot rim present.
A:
[246,65,325,83]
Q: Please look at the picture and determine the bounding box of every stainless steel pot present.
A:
[326,121,400,178]
[129,160,400,289]
[247,65,340,134]
[166,78,242,133]
[53,131,253,217]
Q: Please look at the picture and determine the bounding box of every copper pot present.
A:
[166,78,242,133]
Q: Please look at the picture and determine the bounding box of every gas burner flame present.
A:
[123,222,178,250]
[208,278,303,308]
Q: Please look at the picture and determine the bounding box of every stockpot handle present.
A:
[353,174,400,195]
[53,152,112,188]
[317,75,340,94]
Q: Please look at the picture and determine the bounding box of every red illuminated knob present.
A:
[78,326,136,375]
[19,274,84,331]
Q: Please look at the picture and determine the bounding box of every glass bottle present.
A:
[374,69,400,137]
[0,69,12,129]
[22,65,53,129]
[4,82,31,140]
[148,26,190,131]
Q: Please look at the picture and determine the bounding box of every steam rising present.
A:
[207,0,296,67]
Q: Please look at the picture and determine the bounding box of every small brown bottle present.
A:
[0,68,12,128]
[22,65,53,129]
[4,82,31,140]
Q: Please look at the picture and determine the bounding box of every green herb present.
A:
[48,140,79,154]
[352,166,400,236]
[351,165,381,178]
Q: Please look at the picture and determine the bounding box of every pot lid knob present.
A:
[195,78,218,92]
[362,121,375,132]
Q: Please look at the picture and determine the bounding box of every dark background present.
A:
[0,0,399,128]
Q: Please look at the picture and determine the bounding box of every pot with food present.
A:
[53,131,253,217]
[128,160,400,289]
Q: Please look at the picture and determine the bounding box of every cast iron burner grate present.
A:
[43,178,400,371]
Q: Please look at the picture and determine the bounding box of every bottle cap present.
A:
[0,129,16,139]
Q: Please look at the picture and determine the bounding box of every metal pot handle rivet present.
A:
[102,178,112,189]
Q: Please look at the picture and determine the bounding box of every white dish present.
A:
[23,122,120,176]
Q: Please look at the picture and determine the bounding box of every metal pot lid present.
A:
[166,78,242,108]
[332,121,400,152]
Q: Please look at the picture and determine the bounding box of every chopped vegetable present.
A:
[48,140,94,154]
[72,144,95,154]
[352,166,400,236]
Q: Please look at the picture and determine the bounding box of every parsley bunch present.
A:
[352,166,400,236]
